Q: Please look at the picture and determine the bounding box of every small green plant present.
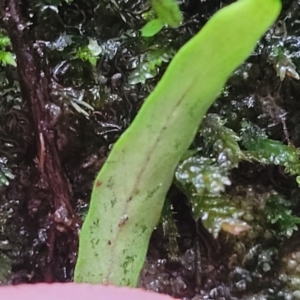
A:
[128,48,173,84]
[266,194,300,237]
[74,0,282,287]
[176,116,300,239]
[141,0,183,37]
[0,157,14,187]
[0,33,15,66]
[241,121,300,177]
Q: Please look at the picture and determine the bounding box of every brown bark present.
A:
[0,0,79,281]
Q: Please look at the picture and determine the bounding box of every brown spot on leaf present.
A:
[95,180,102,187]
[118,215,129,227]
